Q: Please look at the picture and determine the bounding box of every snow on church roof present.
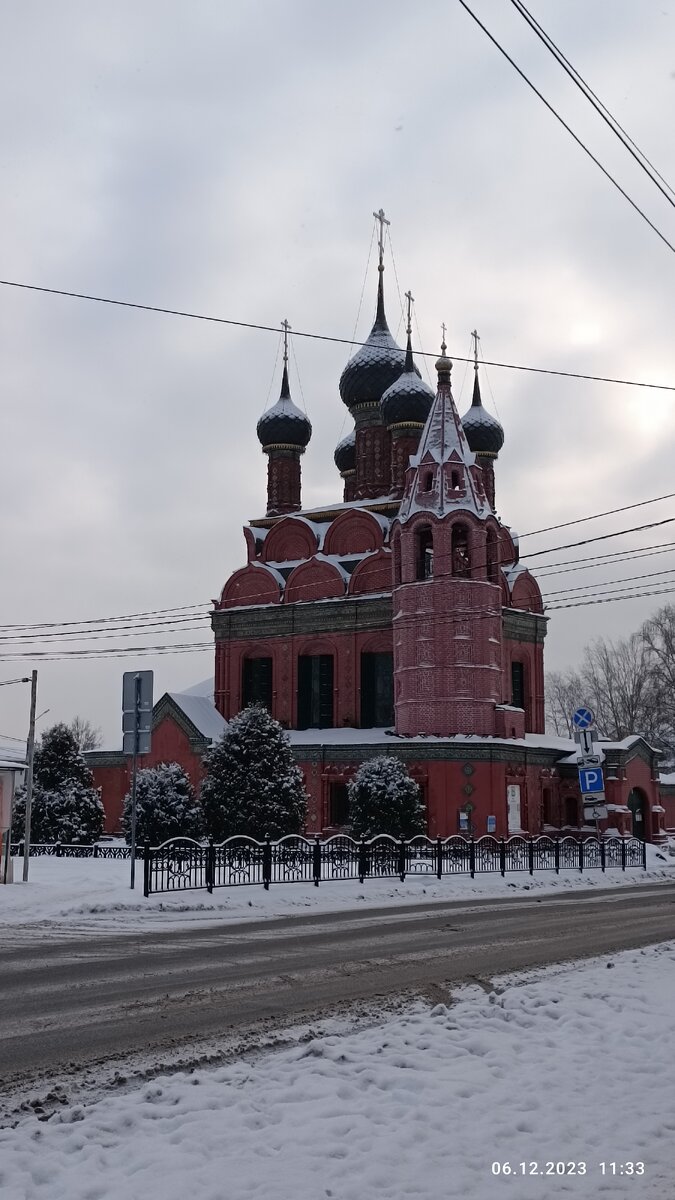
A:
[167,693,227,741]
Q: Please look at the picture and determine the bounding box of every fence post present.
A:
[436,836,443,879]
[554,838,560,874]
[600,837,606,873]
[398,837,406,883]
[93,843,99,859]
[642,838,647,870]
[499,837,506,877]
[313,836,322,887]
[528,837,534,876]
[143,841,151,897]
[358,837,367,884]
[56,841,62,858]
[621,837,627,871]
[263,834,272,890]
[469,836,475,880]
[206,838,214,894]
[579,839,584,873]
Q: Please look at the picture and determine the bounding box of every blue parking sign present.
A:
[578,767,604,794]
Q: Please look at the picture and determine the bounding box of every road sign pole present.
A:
[130,673,140,890]
[22,670,38,884]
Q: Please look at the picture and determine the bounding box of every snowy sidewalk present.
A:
[2,942,674,1199]
[2,846,674,934]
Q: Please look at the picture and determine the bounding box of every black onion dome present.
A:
[334,428,356,473]
[339,271,411,411]
[460,371,504,455]
[380,334,434,428]
[256,364,312,449]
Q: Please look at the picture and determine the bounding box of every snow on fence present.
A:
[10,842,139,859]
[143,833,647,897]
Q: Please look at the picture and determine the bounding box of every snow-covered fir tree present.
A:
[200,704,307,841]
[11,723,104,844]
[348,756,426,839]
[121,762,204,845]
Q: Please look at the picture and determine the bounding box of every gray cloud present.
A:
[1,0,675,744]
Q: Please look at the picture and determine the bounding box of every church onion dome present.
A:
[334,428,356,473]
[380,332,434,428]
[338,270,412,411]
[460,369,504,456]
[256,362,312,450]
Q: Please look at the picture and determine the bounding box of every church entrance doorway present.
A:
[627,788,647,841]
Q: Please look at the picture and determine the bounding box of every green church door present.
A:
[627,789,646,841]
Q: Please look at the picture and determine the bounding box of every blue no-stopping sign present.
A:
[572,706,594,731]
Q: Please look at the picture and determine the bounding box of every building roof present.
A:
[166,693,227,741]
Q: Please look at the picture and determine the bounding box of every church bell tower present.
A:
[391,335,504,737]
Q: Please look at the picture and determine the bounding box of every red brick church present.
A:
[90,218,670,842]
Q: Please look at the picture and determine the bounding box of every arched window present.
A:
[451,524,471,578]
[486,528,498,583]
[416,526,434,580]
[422,470,434,492]
[451,469,460,490]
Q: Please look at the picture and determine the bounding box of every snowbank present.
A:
[1,943,674,1198]
[2,845,673,934]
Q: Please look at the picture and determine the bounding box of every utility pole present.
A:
[130,672,140,890]
[22,670,38,883]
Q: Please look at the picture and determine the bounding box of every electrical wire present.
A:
[521,516,675,560]
[508,0,675,212]
[0,276,672,393]
[456,0,675,257]
[520,491,675,538]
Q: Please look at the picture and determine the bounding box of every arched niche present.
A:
[285,558,345,604]
[261,517,319,564]
[218,565,281,609]
[510,570,544,614]
[323,509,385,556]
[349,550,393,596]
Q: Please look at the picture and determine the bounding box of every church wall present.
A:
[214,626,393,726]
[90,717,207,835]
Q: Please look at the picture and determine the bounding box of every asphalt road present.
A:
[2,883,674,1092]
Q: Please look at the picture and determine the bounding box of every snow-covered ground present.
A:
[1,845,674,933]
[2,942,674,1199]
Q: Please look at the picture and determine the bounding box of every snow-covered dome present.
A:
[257,364,312,449]
[334,428,356,473]
[380,337,433,428]
[339,271,407,412]
[460,371,504,456]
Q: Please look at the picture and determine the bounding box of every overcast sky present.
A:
[2,0,675,750]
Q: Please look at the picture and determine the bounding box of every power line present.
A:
[457,0,675,257]
[547,583,675,611]
[508,0,675,212]
[538,564,675,597]
[0,276,672,393]
[522,516,675,560]
[534,540,675,578]
[520,491,675,538]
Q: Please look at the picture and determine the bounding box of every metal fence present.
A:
[143,833,647,897]
[10,842,139,859]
